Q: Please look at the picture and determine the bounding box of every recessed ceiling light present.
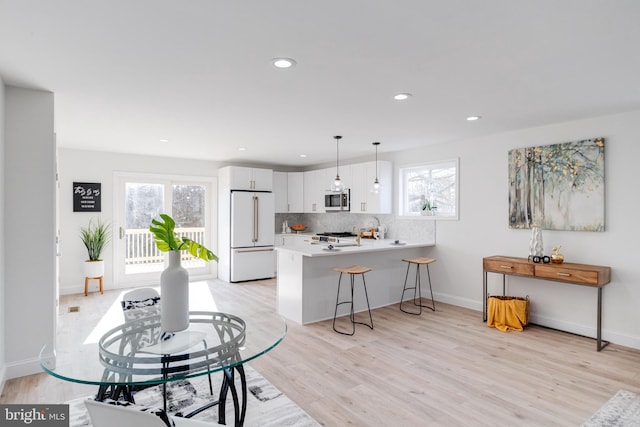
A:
[394,93,412,101]
[466,115,482,121]
[159,139,169,143]
[299,154,307,158]
[272,58,297,69]
[238,147,247,151]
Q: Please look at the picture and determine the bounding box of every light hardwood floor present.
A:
[2,278,639,426]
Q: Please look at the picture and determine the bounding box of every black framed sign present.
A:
[73,182,101,212]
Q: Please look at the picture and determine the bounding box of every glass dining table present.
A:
[39,299,287,427]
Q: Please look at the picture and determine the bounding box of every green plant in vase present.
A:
[149,213,217,332]
[149,214,218,262]
[80,218,111,281]
[80,218,112,261]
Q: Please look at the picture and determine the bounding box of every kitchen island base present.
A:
[277,241,434,325]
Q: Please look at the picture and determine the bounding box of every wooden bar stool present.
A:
[85,276,103,296]
[332,265,374,335]
[400,257,436,315]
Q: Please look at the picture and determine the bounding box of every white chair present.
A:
[122,287,160,302]
[85,399,212,427]
[121,287,162,321]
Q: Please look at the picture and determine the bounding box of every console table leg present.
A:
[483,271,487,322]
[502,274,506,296]
[596,287,610,351]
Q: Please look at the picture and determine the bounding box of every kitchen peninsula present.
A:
[276,238,435,324]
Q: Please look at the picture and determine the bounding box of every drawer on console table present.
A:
[483,257,534,276]
[534,264,610,286]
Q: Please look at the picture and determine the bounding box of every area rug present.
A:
[67,365,319,427]
[583,390,640,426]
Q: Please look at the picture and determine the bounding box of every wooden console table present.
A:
[482,256,611,351]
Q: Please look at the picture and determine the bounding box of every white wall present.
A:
[4,86,56,378]
[0,76,6,390]
[57,149,224,294]
[60,110,640,349]
[390,109,640,349]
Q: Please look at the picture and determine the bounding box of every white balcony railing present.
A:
[124,227,206,273]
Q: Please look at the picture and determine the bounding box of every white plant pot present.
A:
[160,251,190,333]
[84,260,104,278]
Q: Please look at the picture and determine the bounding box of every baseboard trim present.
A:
[0,363,6,397]
[5,356,41,380]
[59,275,217,296]
[435,292,640,350]
[433,292,482,311]
[529,314,640,350]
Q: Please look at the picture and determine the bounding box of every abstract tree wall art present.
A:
[508,137,605,231]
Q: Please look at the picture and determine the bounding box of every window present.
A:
[398,158,459,219]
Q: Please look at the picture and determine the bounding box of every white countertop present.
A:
[275,238,435,257]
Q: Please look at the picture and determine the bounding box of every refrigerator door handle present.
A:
[253,195,259,242]
[234,248,274,253]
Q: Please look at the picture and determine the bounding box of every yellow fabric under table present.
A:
[487,295,529,332]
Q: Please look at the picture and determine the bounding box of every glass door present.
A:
[114,174,214,286]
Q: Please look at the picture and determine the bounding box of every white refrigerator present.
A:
[229,190,275,282]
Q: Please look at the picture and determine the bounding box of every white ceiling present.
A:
[1,1,639,167]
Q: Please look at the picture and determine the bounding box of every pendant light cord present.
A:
[375,143,379,179]
[373,141,381,182]
[334,135,342,178]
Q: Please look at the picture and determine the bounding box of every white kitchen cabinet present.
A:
[303,169,328,213]
[287,172,304,213]
[274,171,304,213]
[335,163,352,190]
[275,233,309,246]
[226,166,273,191]
[273,171,288,213]
[350,160,392,214]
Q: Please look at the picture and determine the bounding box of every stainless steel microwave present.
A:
[325,189,350,211]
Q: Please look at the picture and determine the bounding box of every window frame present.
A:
[397,157,459,220]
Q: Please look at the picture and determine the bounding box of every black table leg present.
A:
[597,287,610,351]
[215,364,247,427]
[483,271,487,322]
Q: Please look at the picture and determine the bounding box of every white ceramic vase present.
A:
[160,250,190,332]
[529,225,544,258]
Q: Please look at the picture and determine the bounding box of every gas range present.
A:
[311,232,358,246]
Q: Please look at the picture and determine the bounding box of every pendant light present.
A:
[371,141,381,193]
[331,135,345,192]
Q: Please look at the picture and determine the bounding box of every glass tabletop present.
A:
[40,297,287,387]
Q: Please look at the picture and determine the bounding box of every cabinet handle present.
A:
[500,265,513,269]
[557,272,571,277]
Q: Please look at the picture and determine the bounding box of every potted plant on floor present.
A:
[80,218,112,279]
[149,213,218,332]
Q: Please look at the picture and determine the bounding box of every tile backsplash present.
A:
[275,212,435,243]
